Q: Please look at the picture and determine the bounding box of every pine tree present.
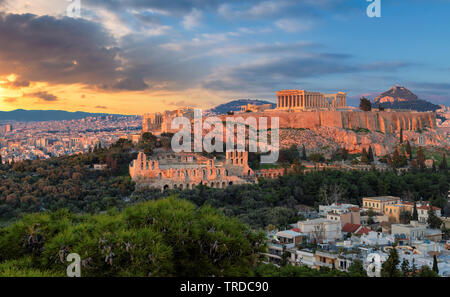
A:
[432,255,439,274]
[359,97,372,111]
[381,247,401,277]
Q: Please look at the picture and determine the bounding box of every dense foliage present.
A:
[132,169,449,229]
[0,197,266,277]
[0,139,136,224]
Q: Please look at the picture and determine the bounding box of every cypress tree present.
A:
[439,153,448,171]
[432,255,439,274]
[417,147,425,170]
[405,140,412,160]
[302,145,307,160]
[368,146,374,162]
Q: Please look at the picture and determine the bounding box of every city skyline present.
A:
[0,0,450,115]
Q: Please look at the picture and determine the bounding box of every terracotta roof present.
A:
[291,228,301,233]
[348,207,360,211]
[355,227,371,235]
[342,223,361,233]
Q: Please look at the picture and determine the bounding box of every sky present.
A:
[0,0,449,115]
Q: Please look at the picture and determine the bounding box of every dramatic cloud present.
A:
[26,91,58,102]
[0,80,30,89]
[0,13,121,87]
[203,55,412,92]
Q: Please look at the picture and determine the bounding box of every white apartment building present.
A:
[297,218,342,243]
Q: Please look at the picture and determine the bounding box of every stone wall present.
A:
[221,110,436,133]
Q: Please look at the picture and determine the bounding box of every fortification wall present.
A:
[221,111,436,133]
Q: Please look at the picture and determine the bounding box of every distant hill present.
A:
[206,99,276,115]
[373,86,440,111]
[0,109,133,122]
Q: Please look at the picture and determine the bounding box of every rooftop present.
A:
[362,196,400,201]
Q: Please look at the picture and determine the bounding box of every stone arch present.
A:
[179,184,183,190]
[222,182,226,188]
[229,181,233,186]
[248,170,251,176]
[163,184,169,191]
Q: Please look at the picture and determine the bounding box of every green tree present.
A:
[348,260,367,277]
[427,206,442,229]
[417,265,439,277]
[367,146,374,163]
[361,148,369,164]
[405,141,412,160]
[432,255,439,274]
[412,202,418,221]
[439,153,448,171]
[0,197,266,277]
[359,97,372,111]
[367,208,375,225]
[381,247,401,277]
[391,148,407,168]
[302,145,307,161]
[400,258,410,276]
[417,147,426,170]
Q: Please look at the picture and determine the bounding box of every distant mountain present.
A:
[0,109,133,122]
[373,86,440,111]
[206,99,276,115]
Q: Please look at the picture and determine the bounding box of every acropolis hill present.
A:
[219,89,436,133]
[144,89,436,134]
[142,88,445,157]
[220,110,436,133]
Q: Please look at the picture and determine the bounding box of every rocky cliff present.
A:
[222,110,436,133]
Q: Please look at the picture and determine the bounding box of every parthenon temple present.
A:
[276,90,346,110]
